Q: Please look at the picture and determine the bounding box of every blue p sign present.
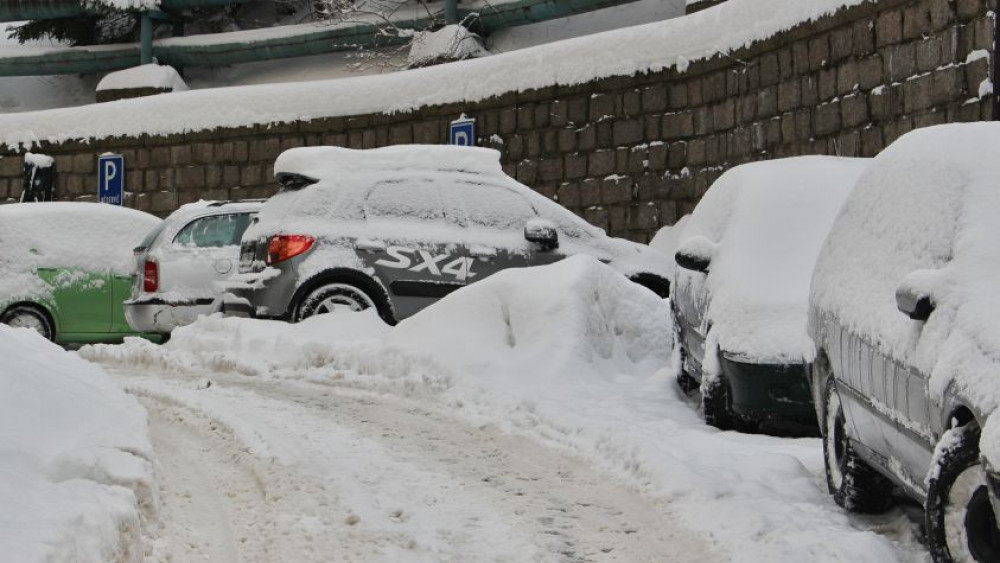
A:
[98,154,124,205]
[449,117,475,147]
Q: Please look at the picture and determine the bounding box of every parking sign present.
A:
[449,117,475,146]
[98,154,124,205]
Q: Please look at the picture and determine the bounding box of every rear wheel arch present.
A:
[629,273,670,299]
[1,301,57,341]
[811,349,835,435]
[290,268,395,325]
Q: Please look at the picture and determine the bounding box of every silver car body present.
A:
[125,200,263,334]
[226,145,673,323]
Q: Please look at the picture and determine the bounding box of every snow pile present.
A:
[0,324,155,563]
[811,123,1000,426]
[648,213,689,257]
[0,202,160,301]
[24,152,54,169]
[97,63,189,93]
[0,0,864,149]
[676,156,866,363]
[85,255,921,561]
[407,24,489,68]
[87,0,160,10]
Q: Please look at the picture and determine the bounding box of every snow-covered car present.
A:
[0,202,162,344]
[125,200,263,335]
[673,156,866,433]
[808,123,1000,563]
[224,145,673,323]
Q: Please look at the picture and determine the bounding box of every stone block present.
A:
[516,159,538,185]
[644,115,661,142]
[589,94,616,122]
[737,94,758,124]
[177,166,205,191]
[413,122,440,144]
[903,72,934,113]
[903,6,933,40]
[170,145,192,166]
[815,100,842,136]
[778,80,801,113]
[583,206,609,231]
[669,84,688,109]
[499,109,517,133]
[760,53,780,86]
[688,80,704,106]
[588,150,616,177]
[853,19,876,56]
[956,0,981,21]
[933,65,965,105]
[818,68,838,101]
[627,149,647,174]
[837,60,860,94]
[663,112,694,139]
[191,142,214,165]
[550,101,569,126]
[757,86,778,118]
[648,144,668,170]
[830,27,854,61]
[558,128,577,152]
[841,93,869,128]
[602,176,633,204]
[565,153,588,179]
[240,164,262,187]
[861,127,884,157]
[793,40,810,74]
[389,124,412,145]
[596,122,613,148]
[857,55,884,90]
[557,182,580,207]
[567,97,588,123]
[876,10,903,47]
[151,191,178,213]
[613,119,644,146]
[642,85,668,113]
[667,142,687,169]
[580,179,602,206]
[517,105,535,131]
[916,38,943,73]
[577,127,596,151]
[885,43,916,83]
[966,57,990,98]
[538,158,563,182]
[233,141,249,161]
[623,90,641,116]
[534,103,551,128]
[809,35,830,70]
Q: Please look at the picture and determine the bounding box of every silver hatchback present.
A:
[223,145,673,324]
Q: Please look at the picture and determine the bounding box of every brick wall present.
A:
[0,0,994,242]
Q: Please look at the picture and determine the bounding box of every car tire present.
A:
[295,283,378,322]
[702,375,736,431]
[822,378,893,513]
[926,425,1000,563]
[1,305,54,341]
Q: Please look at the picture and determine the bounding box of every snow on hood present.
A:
[0,325,153,562]
[811,123,1000,438]
[0,202,161,301]
[678,156,866,363]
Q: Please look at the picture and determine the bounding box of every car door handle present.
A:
[470,245,497,258]
[356,238,387,252]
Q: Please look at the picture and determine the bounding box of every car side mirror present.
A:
[674,236,715,274]
[895,270,940,321]
[525,219,559,250]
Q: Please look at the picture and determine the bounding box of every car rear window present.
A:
[173,213,253,248]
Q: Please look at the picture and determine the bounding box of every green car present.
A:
[0,202,163,345]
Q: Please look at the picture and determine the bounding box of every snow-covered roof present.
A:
[811,123,1000,421]
[678,156,867,363]
[0,0,863,149]
[0,202,160,300]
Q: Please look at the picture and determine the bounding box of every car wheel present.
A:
[822,379,893,513]
[1,305,54,341]
[926,426,1000,563]
[702,375,735,431]
[295,283,377,321]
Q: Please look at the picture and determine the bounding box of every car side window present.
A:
[364,180,444,222]
[173,213,252,248]
[459,183,537,230]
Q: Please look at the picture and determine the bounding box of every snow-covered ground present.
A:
[0,324,155,562]
[74,256,931,562]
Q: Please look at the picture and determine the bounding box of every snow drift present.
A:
[0,324,155,563]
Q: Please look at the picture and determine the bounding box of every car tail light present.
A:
[267,235,315,265]
[143,260,158,293]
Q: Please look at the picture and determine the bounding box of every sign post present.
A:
[449,116,475,147]
[98,154,124,205]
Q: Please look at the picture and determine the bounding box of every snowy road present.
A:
[113,364,718,563]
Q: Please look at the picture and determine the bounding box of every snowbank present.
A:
[676,156,866,363]
[0,325,155,563]
[648,213,689,257]
[407,25,489,68]
[0,202,160,302]
[0,0,863,149]
[97,63,189,93]
[84,255,922,561]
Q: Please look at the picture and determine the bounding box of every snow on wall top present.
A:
[86,0,160,9]
[677,156,865,362]
[810,123,1000,420]
[96,63,189,92]
[0,0,863,150]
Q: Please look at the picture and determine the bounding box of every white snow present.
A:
[23,152,54,168]
[0,0,864,149]
[648,213,689,257]
[84,255,927,562]
[406,25,489,68]
[810,123,1000,430]
[96,63,189,93]
[676,156,866,363]
[0,202,160,301]
[0,324,155,563]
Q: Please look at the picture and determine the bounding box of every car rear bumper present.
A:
[720,355,818,430]
[124,297,215,334]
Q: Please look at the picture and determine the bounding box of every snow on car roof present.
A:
[0,202,161,301]
[810,123,1000,424]
[678,156,867,363]
[273,144,509,180]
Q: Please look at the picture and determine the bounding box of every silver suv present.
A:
[125,200,263,335]
[808,124,1000,562]
[224,145,673,323]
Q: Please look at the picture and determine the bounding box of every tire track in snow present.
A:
[110,366,718,563]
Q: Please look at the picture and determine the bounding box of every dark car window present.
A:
[459,183,537,230]
[364,179,444,222]
[174,213,253,248]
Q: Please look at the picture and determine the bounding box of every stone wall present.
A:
[0,0,994,243]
